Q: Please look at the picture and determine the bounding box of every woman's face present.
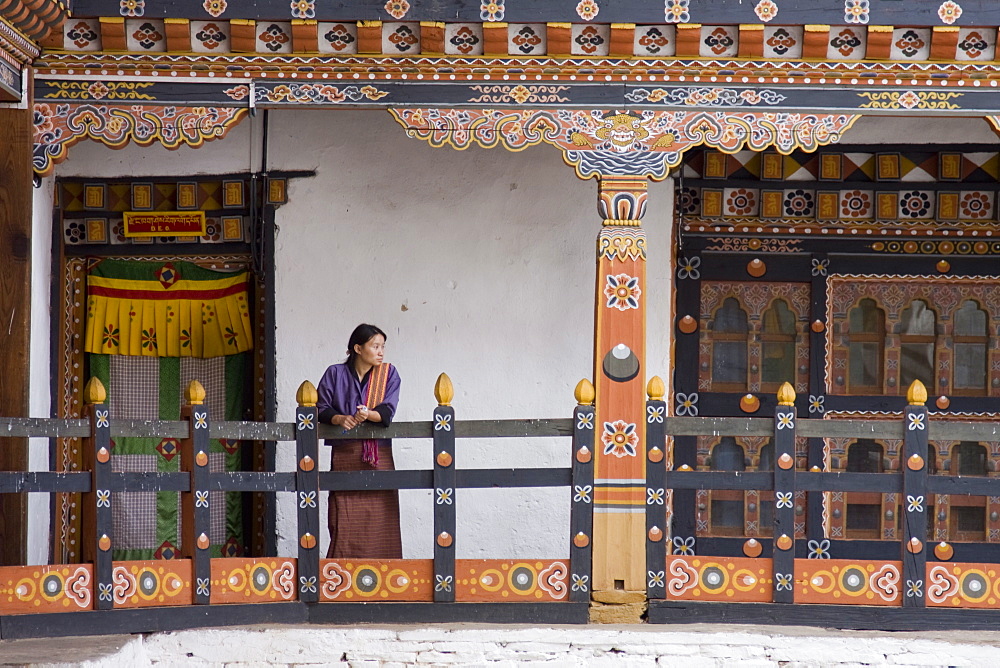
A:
[354,334,385,367]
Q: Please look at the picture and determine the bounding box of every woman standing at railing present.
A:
[316,323,402,558]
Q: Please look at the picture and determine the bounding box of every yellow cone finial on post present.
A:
[777,382,796,407]
[907,379,927,406]
[185,380,206,406]
[574,379,595,406]
[84,377,107,405]
[296,380,318,407]
[646,376,665,401]
[434,373,454,407]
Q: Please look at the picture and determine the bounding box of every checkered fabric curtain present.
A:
[84,259,251,560]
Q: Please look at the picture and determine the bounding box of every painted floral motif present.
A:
[704,27,734,55]
[512,26,541,53]
[102,324,120,349]
[726,188,757,216]
[324,24,355,51]
[938,1,962,25]
[195,23,226,50]
[449,26,480,54]
[840,190,871,217]
[844,0,869,25]
[958,31,988,59]
[766,28,796,56]
[576,0,599,21]
[675,392,698,416]
[783,189,814,217]
[120,0,144,17]
[754,0,778,22]
[899,191,931,218]
[830,28,862,56]
[665,0,690,24]
[895,30,926,58]
[807,539,831,558]
[638,27,670,54]
[88,81,109,100]
[604,273,641,311]
[480,0,504,21]
[574,26,605,54]
[141,328,157,351]
[67,21,99,48]
[961,192,992,219]
[677,256,700,280]
[389,25,418,51]
[601,420,639,458]
[677,187,700,215]
[132,22,163,49]
[203,0,227,17]
[290,0,315,19]
[259,24,290,52]
[385,0,410,20]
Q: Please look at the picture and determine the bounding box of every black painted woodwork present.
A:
[83,401,113,611]
[295,404,320,603]
[181,403,212,604]
[645,398,667,601]
[432,404,456,603]
[902,403,929,608]
[772,402,795,604]
[571,403,594,604]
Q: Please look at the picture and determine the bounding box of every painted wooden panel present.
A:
[320,559,434,601]
[210,557,297,603]
[665,555,772,602]
[454,559,570,602]
[795,558,901,605]
[111,559,192,607]
[67,0,1000,27]
[926,562,1000,608]
[0,564,94,613]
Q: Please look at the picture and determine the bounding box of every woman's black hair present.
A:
[346,323,387,368]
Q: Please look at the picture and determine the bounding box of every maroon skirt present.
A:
[327,440,402,559]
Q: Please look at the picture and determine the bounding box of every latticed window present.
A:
[847,298,885,393]
[709,438,745,536]
[950,442,988,541]
[710,297,749,392]
[845,439,884,539]
[761,300,796,391]
[899,300,936,394]
[954,300,988,394]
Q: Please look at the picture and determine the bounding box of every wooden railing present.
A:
[0,374,595,638]
[4,374,1000,636]
[647,378,1000,630]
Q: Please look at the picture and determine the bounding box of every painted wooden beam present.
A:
[0,100,31,566]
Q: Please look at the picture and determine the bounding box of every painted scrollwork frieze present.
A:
[32,102,248,176]
[390,107,859,179]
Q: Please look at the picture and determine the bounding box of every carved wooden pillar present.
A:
[592,175,648,593]
[0,99,32,565]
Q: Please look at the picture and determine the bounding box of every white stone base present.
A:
[6,623,1000,667]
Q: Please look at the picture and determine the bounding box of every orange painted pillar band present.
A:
[592,174,648,592]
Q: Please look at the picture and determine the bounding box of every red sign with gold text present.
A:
[123,211,206,237]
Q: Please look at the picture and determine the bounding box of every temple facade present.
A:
[6,0,1000,624]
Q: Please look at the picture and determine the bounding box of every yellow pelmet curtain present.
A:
[85,270,253,358]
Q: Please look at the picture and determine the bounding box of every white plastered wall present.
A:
[31,112,996,560]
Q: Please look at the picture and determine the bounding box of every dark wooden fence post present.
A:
[571,379,595,603]
[82,378,113,610]
[180,380,212,605]
[772,382,797,604]
[295,380,320,603]
[433,373,456,603]
[902,379,929,608]
[645,376,667,600]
